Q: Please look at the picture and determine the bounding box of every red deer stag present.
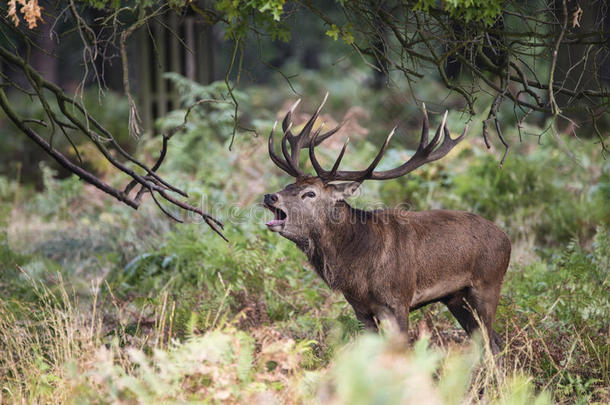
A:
[263,94,511,353]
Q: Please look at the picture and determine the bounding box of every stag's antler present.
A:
[268,93,344,177]
[269,95,468,182]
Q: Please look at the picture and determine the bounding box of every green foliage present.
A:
[449,147,608,243]
[498,225,610,401]
[80,0,121,9]
[31,163,83,220]
[113,219,339,339]
[154,75,245,181]
[0,203,28,273]
[216,0,290,40]
[0,176,19,203]
[507,226,609,330]
[325,23,355,44]
[221,0,505,44]
[309,334,551,404]
[378,152,454,211]
[79,0,191,10]
[452,153,550,217]
[414,0,503,25]
[1,74,608,403]
[218,0,286,22]
[161,74,243,141]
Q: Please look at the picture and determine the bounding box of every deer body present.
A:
[264,96,511,353]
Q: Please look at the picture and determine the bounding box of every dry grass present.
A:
[0,267,569,404]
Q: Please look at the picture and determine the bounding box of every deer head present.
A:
[263,93,468,241]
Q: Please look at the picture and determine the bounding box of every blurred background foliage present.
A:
[0,0,609,404]
[0,71,608,403]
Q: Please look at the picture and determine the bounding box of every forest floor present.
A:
[0,82,608,404]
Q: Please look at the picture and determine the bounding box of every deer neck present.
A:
[298,201,371,288]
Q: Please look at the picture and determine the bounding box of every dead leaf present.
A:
[572,5,583,28]
[6,0,43,29]
[7,0,21,26]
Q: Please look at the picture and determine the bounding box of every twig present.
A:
[549,0,568,116]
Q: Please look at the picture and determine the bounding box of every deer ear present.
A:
[331,182,361,200]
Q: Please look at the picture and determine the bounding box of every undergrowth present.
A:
[0,78,608,404]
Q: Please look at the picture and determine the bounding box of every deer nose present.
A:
[264,193,278,205]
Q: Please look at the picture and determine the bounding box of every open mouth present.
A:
[264,205,287,230]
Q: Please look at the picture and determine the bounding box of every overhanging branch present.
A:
[0,11,228,241]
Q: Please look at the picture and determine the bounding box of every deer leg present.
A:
[490,330,503,354]
[354,310,378,332]
[444,288,503,355]
[444,291,478,335]
[345,295,379,332]
[372,306,405,335]
[468,286,504,354]
[392,306,410,334]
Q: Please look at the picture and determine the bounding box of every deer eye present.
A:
[302,191,316,199]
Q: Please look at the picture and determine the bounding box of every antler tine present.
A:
[310,126,395,183]
[282,98,301,136]
[270,94,339,179]
[277,93,332,176]
[430,123,469,160]
[280,123,304,176]
[291,92,329,160]
[419,103,429,149]
[281,108,295,162]
[363,111,460,180]
[306,120,344,147]
[330,138,349,176]
[278,101,300,173]
[361,127,396,178]
[308,121,349,179]
[271,96,465,183]
[308,125,326,177]
[424,110,447,154]
[269,121,299,176]
[280,99,304,174]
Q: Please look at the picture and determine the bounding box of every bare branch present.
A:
[300,0,610,157]
[0,11,227,240]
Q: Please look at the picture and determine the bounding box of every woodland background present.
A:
[0,0,608,403]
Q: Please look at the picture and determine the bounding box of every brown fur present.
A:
[264,177,511,353]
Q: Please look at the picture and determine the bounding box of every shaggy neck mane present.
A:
[341,200,374,222]
[299,200,376,289]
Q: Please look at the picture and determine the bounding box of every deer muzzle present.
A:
[263,194,287,231]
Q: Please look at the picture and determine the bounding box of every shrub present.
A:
[308,334,552,405]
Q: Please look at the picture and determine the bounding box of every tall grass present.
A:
[0,268,102,402]
[0,267,553,405]
[0,76,608,403]
[1,223,607,403]
[0,275,557,405]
